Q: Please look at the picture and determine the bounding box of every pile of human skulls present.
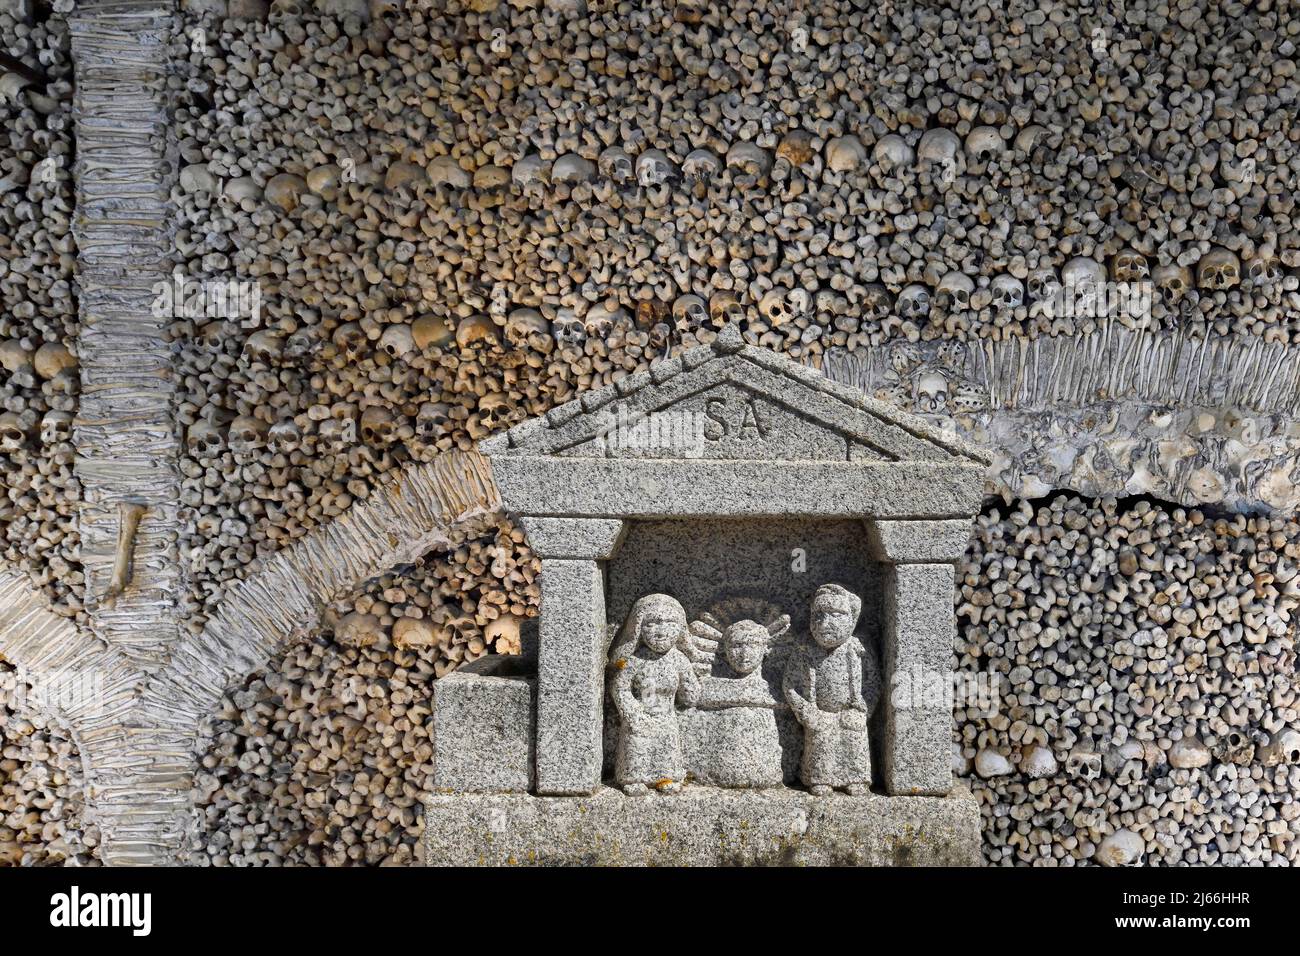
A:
[0,1,81,616]
[956,495,1300,865]
[166,0,1300,633]
[189,514,536,865]
[0,660,99,866]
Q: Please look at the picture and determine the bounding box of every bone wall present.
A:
[160,0,1300,865]
[0,660,99,865]
[0,0,81,616]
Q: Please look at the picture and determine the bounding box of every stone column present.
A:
[867,519,972,796]
[519,517,627,796]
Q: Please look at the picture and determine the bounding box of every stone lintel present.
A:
[882,562,957,796]
[867,518,975,564]
[424,787,982,866]
[535,558,607,795]
[494,457,985,519]
[519,516,626,560]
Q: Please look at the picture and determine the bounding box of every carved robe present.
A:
[611,647,699,786]
[783,636,872,789]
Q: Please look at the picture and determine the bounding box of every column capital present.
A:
[866,518,974,565]
[520,517,626,560]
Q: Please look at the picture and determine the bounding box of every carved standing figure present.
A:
[783,584,872,795]
[609,594,700,794]
[685,615,788,788]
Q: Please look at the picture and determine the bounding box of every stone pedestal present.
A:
[423,786,982,866]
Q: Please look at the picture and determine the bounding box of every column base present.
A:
[423,785,982,866]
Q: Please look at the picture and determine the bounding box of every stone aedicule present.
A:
[428,330,991,864]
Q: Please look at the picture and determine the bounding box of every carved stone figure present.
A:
[684,615,788,788]
[608,594,700,794]
[783,584,872,795]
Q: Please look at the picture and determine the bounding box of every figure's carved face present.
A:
[723,621,768,675]
[811,596,856,649]
[640,611,684,655]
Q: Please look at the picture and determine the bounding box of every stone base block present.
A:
[424,786,981,866]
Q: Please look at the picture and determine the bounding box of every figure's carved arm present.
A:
[611,661,640,728]
[677,652,701,708]
[783,660,818,727]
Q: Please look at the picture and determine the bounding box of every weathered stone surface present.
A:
[424,787,982,866]
[881,563,956,795]
[433,662,535,794]
[518,517,625,559]
[535,558,608,795]
[867,519,976,564]
[492,458,986,519]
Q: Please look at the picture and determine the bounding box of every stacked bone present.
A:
[189,515,535,864]
[0,1,81,617]
[0,660,99,866]
[957,496,1300,865]
[169,0,1300,634]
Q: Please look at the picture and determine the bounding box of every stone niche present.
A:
[426,327,991,866]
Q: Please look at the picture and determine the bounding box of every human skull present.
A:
[709,291,744,328]
[583,303,626,341]
[0,412,26,453]
[268,419,302,454]
[331,321,366,361]
[1152,263,1191,303]
[635,149,676,188]
[896,284,931,319]
[228,415,267,455]
[759,287,793,325]
[456,315,501,349]
[991,275,1024,309]
[1066,748,1103,780]
[511,153,550,195]
[505,308,548,349]
[1027,267,1061,304]
[873,134,914,171]
[860,283,894,321]
[936,272,975,311]
[186,419,224,457]
[360,406,395,446]
[825,135,867,172]
[378,323,416,360]
[647,322,671,352]
[412,314,455,351]
[551,152,596,183]
[725,141,772,186]
[39,410,73,445]
[917,128,962,181]
[1061,256,1106,296]
[416,401,451,440]
[478,392,512,433]
[784,288,811,322]
[426,156,469,190]
[914,369,949,413]
[1246,249,1282,287]
[283,326,319,364]
[965,125,1005,160]
[672,294,708,332]
[598,146,634,185]
[1197,248,1241,289]
[1110,250,1150,283]
[336,612,383,648]
[682,148,720,184]
[551,309,586,347]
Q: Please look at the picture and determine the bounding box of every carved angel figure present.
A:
[608,594,700,794]
[783,584,872,795]
[684,614,788,788]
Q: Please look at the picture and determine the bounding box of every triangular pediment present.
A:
[483,336,990,466]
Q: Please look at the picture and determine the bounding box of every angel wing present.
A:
[684,617,723,675]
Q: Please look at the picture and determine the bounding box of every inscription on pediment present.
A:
[558,382,852,460]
